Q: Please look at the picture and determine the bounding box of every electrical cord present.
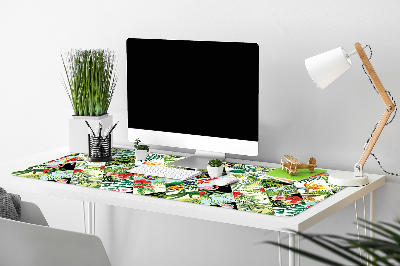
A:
[361,45,399,176]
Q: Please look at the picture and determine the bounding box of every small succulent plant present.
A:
[208,159,223,167]
[134,138,149,151]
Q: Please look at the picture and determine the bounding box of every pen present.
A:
[85,120,95,136]
[97,122,102,137]
[88,128,94,137]
[103,126,112,138]
[99,122,103,138]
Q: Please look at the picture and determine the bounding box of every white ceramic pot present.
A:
[135,150,148,161]
[69,114,113,154]
[207,165,223,178]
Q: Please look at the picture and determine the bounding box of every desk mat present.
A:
[11,148,344,217]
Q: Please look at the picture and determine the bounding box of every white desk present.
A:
[0,146,385,266]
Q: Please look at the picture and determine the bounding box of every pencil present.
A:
[106,121,119,138]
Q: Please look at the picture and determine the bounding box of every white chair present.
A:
[0,201,111,266]
[20,200,48,226]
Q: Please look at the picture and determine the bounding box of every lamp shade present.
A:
[305,47,352,89]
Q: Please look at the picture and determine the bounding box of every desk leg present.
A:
[83,201,95,235]
[289,233,295,266]
[370,190,375,238]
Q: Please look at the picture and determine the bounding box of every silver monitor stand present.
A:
[168,150,225,170]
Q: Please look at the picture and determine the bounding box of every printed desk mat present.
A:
[12,148,344,217]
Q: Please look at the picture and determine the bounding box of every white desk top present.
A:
[0,146,385,232]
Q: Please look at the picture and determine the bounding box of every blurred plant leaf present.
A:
[263,218,400,266]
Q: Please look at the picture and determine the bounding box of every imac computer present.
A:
[126,38,259,170]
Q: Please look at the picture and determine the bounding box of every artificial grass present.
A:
[266,168,327,181]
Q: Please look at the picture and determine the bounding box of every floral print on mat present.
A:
[11,148,344,217]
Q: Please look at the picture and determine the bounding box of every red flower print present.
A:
[133,179,151,184]
[73,169,83,175]
[272,196,285,201]
[285,196,302,204]
[232,191,243,199]
[199,191,205,196]
[197,177,218,185]
[65,157,80,163]
[200,186,216,191]
[116,173,133,179]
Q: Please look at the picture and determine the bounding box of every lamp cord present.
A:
[362,45,399,176]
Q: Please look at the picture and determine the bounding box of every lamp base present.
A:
[328,172,369,187]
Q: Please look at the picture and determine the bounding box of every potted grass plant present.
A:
[207,159,224,178]
[61,49,118,153]
[134,138,149,161]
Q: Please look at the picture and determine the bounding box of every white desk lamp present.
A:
[305,42,395,186]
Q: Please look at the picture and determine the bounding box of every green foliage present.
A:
[265,218,400,266]
[164,154,185,165]
[179,197,202,204]
[137,187,155,194]
[101,175,114,182]
[147,192,167,199]
[208,159,223,167]
[134,138,149,151]
[61,49,118,116]
[165,181,185,187]
[146,153,163,161]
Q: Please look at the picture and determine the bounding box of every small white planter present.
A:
[69,114,113,154]
[207,165,223,178]
[135,150,148,161]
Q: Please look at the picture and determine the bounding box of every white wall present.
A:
[2,0,400,265]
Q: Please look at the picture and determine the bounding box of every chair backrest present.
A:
[20,201,48,226]
[0,206,111,266]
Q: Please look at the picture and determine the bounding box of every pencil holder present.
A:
[88,134,113,162]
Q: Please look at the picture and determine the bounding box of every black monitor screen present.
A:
[126,38,259,142]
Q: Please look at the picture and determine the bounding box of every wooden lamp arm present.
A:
[354,42,394,175]
[355,43,395,111]
[357,110,392,169]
